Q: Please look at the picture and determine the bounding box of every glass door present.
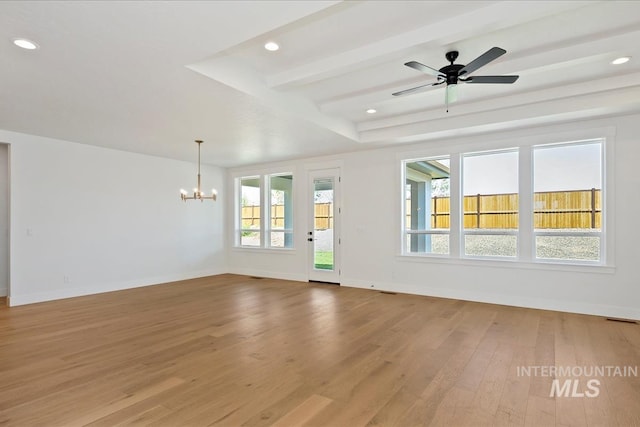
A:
[308,169,340,283]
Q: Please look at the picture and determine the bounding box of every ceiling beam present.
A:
[266,1,591,90]
[358,84,640,144]
[319,27,640,116]
[186,56,359,142]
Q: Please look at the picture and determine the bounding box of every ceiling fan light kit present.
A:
[393,47,519,111]
[180,140,217,202]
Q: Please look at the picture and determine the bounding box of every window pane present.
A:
[314,178,334,270]
[240,231,260,247]
[533,141,602,262]
[535,235,600,261]
[270,231,293,248]
[240,176,261,246]
[269,174,293,248]
[463,150,519,230]
[534,142,602,230]
[405,157,450,255]
[462,150,518,258]
[464,235,517,257]
[405,233,449,255]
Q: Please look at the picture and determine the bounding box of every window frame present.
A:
[399,131,613,269]
[461,148,520,260]
[236,172,294,250]
[531,140,604,264]
[238,175,262,247]
[267,173,294,249]
[402,155,452,257]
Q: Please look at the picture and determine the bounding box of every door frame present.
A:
[307,167,341,284]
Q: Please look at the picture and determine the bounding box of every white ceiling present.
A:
[2,1,640,167]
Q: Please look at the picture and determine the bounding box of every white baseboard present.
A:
[341,277,640,321]
[8,268,226,306]
[10,270,639,321]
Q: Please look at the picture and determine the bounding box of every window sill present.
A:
[396,254,615,274]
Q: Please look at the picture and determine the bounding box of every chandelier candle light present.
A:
[180,140,217,202]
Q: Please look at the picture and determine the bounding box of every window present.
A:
[404,156,450,254]
[533,141,602,262]
[237,173,294,249]
[462,150,518,257]
[401,138,607,265]
[269,174,293,248]
[240,176,261,247]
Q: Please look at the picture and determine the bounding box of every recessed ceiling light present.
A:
[611,56,630,65]
[12,38,39,50]
[264,41,279,52]
[366,108,377,114]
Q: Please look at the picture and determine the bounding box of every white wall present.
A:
[0,144,8,296]
[2,129,226,306]
[227,113,640,320]
[5,110,638,319]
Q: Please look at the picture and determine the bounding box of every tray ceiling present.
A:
[1,1,639,166]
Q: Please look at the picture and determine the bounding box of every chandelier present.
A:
[180,140,217,202]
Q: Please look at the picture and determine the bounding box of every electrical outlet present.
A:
[63,276,70,284]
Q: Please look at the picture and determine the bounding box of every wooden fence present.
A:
[241,202,333,229]
[313,203,333,229]
[420,188,601,229]
[242,189,601,230]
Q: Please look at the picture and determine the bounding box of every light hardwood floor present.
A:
[1,274,639,426]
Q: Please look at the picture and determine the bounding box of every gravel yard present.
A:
[247,229,600,261]
[417,231,599,261]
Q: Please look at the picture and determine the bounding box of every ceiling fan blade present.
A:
[405,61,445,78]
[459,47,506,76]
[392,81,443,97]
[465,75,519,84]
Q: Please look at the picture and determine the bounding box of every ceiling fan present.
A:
[392,47,519,111]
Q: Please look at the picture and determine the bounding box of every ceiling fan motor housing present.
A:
[440,64,465,85]
[440,51,464,85]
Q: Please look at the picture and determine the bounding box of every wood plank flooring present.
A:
[0,274,639,426]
